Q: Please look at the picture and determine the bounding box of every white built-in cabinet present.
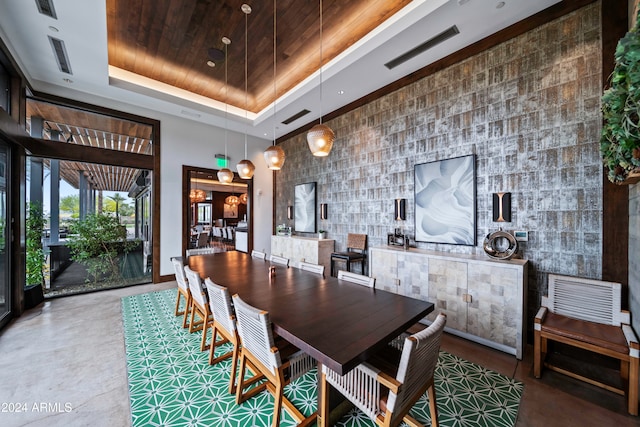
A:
[370,246,528,359]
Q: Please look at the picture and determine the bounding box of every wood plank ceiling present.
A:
[25,0,410,193]
[26,99,152,192]
[106,0,411,112]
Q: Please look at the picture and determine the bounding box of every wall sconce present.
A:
[320,203,328,220]
[287,205,294,220]
[492,192,511,222]
[394,198,406,221]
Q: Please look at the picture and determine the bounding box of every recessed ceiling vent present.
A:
[35,0,57,19]
[282,109,311,125]
[384,25,460,70]
[48,36,72,74]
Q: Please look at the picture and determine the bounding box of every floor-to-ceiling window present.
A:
[0,138,10,327]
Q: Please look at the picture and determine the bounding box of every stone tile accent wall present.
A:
[276,4,603,330]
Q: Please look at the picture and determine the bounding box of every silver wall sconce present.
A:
[320,203,328,220]
[287,205,294,220]
[394,198,406,221]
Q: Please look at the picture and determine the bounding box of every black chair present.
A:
[330,233,367,277]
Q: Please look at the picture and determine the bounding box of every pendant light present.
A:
[236,4,256,179]
[217,36,235,184]
[306,0,335,157]
[264,0,286,170]
[189,175,206,204]
[225,182,240,206]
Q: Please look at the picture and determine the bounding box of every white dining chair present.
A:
[269,254,290,267]
[171,257,191,328]
[184,265,213,351]
[186,247,219,256]
[205,278,242,393]
[320,313,447,427]
[251,250,266,260]
[338,270,375,288]
[299,261,325,276]
[233,294,316,427]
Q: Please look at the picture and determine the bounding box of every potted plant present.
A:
[25,202,45,308]
[601,9,640,184]
[318,230,326,239]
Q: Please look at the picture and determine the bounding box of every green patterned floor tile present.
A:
[123,289,523,426]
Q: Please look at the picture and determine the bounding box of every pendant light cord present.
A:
[319,0,323,125]
[273,0,277,143]
[224,39,229,164]
[244,8,249,159]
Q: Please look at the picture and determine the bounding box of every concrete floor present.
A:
[0,282,638,427]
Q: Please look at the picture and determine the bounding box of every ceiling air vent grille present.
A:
[35,0,57,19]
[384,25,460,70]
[281,109,310,125]
[48,36,72,74]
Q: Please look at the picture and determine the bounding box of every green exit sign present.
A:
[215,155,228,168]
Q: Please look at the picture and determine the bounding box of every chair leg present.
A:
[174,292,183,316]
[182,295,192,329]
[235,352,248,405]
[271,371,285,427]
[427,381,439,427]
[228,340,240,394]
[200,309,211,351]
[189,304,198,333]
[319,372,329,427]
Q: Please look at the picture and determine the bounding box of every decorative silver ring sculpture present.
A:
[483,229,518,260]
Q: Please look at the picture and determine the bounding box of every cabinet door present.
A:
[466,264,520,350]
[427,259,467,331]
[397,252,430,301]
[370,249,397,292]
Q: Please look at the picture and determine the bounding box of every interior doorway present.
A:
[182,166,253,256]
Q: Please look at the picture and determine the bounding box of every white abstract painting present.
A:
[294,182,316,233]
[414,155,476,245]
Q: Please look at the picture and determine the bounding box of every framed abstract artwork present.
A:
[294,182,317,233]
[414,154,476,245]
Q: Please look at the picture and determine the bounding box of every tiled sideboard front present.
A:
[370,246,528,359]
[271,235,335,271]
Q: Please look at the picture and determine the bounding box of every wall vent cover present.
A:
[48,36,72,74]
[36,0,57,19]
[385,25,460,70]
[281,109,310,125]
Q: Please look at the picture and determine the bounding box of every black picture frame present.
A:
[294,182,317,233]
[414,154,476,245]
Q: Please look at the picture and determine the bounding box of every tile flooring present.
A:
[0,282,638,427]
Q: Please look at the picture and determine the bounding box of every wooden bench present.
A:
[534,274,639,415]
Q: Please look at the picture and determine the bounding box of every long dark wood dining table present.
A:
[187,250,434,376]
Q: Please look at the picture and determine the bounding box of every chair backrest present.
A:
[299,261,324,275]
[205,278,236,334]
[543,274,627,326]
[251,250,266,260]
[347,233,367,252]
[387,313,446,422]
[186,247,219,256]
[232,294,281,374]
[171,257,188,290]
[196,231,209,248]
[184,265,207,307]
[338,270,375,288]
[270,254,290,267]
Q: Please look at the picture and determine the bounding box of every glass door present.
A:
[0,139,10,327]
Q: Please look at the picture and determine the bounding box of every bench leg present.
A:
[534,330,543,378]
[629,355,639,416]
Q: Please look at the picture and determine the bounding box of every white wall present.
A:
[159,115,274,276]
